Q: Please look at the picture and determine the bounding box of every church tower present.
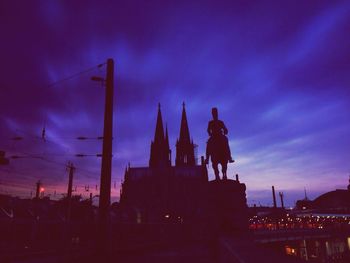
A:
[149,104,171,167]
[176,103,195,166]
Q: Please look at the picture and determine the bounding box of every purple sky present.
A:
[1,0,350,206]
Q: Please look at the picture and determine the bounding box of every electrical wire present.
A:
[0,62,118,198]
[47,63,105,88]
[7,135,104,141]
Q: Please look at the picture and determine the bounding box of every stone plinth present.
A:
[207,179,248,233]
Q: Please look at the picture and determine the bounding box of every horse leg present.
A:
[222,162,228,180]
[205,142,209,164]
[212,162,220,180]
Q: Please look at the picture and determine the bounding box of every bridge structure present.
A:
[253,228,350,244]
[251,228,350,262]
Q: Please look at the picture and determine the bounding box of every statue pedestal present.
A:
[207,179,248,233]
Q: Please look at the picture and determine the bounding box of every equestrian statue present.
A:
[205,107,234,180]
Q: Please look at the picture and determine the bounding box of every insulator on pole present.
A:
[11,136,23,140]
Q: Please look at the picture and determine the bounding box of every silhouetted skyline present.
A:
[1,1,350,206]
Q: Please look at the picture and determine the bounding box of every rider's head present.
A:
[212,107,218,120]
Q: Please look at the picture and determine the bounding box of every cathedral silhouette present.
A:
[119,103,247,231]
[120,103,208,224]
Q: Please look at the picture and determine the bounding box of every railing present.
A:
[252,227,350,243]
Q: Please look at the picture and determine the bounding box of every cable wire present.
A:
[47,63,105,88]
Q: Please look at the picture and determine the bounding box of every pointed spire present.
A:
[149,103,171,168]
[154,103,165,143]
[165,123,170,149]
[165,124,171,166]
[179,102,190,143]
[176,102,195,166]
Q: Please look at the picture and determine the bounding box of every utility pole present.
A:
[99,58,114,212]
[0,151,9,165]
[35,180,41,199]
[66,162,75,221]
[272,186,277,208]
[279,192,284,209]
[304,187,308,200]
[98,58,114,260]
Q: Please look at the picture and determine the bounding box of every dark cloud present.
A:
[1,0,350,206]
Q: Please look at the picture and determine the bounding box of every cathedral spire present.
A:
[149,103,170,168]
[165,123,170,150]
[165,124,172,166]
[179,102,190,143]
[176,102,195,166]
[154,103,165,143]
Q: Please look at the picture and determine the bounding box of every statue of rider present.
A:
[205,107,234,164]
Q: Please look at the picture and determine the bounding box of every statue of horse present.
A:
[207,134,233,180]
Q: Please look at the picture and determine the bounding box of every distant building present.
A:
[312,188,350,212]
[119,103,208,223]
[295,179,350,213]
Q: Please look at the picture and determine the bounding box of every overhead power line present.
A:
[47,63,105,88]
[9,134,104,142]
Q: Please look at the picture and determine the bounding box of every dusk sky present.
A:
[1,0,350,207]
